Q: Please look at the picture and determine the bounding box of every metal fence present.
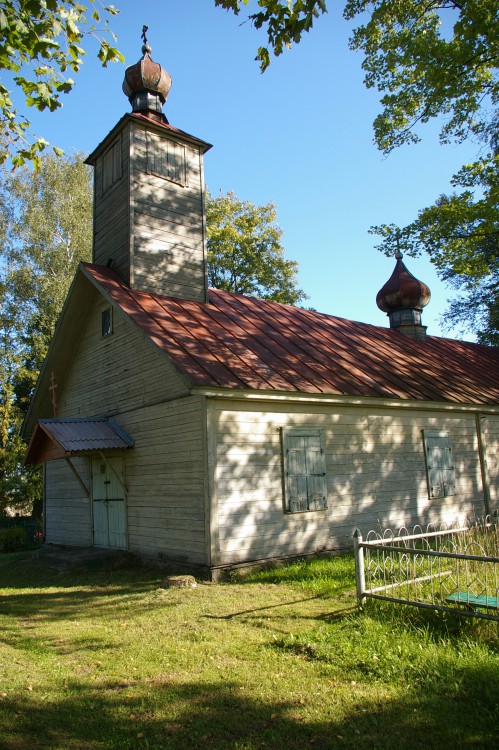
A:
[353,515,499,623]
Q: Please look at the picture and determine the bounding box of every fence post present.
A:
[353,528,366,606]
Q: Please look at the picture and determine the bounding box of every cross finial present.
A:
[141,25,151,56]
[49,371,58,418]
[395,229,403,260]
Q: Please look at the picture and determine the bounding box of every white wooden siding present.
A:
[93,123,131,281]
[129,122,207,302]
[59,297,188,417]
[45,458,92,546]
[119,398,207,563]
[45,294,207,564]
[209,399,490,566]
[91,119,207,304]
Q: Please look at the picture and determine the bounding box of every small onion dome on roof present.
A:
[122,26,172,114]
[376,250,431,313]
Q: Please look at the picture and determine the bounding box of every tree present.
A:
[342,0,499,341]
[219,2,499,341]
[0,152,92,513]
[370,154,499,344]
[206,190,307,305]
[0,1,122,167]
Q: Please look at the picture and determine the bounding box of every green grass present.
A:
[0,552,498,750]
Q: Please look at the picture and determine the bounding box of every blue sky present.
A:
[24,1,479,338]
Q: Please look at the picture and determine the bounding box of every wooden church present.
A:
[23,38,499,577]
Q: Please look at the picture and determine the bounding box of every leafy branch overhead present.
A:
[354,0,499,342]
[343,0,498,153]
[215,1,327,71]
[0,1,123,168]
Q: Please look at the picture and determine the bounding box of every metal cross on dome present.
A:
[141,24,151,55]
[394,228,403,260]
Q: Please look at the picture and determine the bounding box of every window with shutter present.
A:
[423,430,456,499]
[282,428,328,512]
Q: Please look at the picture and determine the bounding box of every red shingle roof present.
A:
[82,263,499,406]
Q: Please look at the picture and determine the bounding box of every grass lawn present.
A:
[0,551,498,750]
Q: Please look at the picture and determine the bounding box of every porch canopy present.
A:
[25,418,134,465]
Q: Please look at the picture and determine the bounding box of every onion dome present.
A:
[376,251,431,342]
[123,26,172,114]
[376,250,431,313]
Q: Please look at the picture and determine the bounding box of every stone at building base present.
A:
[161,575,197,589]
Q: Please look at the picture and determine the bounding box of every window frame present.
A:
[100,136,122,196]
[101,307,113,338]
[282,427,328,513]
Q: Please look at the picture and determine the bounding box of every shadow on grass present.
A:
[0,552,167,626]
[0,551,156,590]
[201,594,329,619]
[0,669,497,750]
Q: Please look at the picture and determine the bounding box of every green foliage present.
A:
[0,1,123,167]
[371,150,499,342]
[0,526,25,552]
[206,190,307,304]
[343,1,498,154]
[0,152,92,512]
[215,1,327,71]
[217,2,499,341]
[342,0,499,342]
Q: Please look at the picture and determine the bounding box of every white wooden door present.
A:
[92,456,127,549]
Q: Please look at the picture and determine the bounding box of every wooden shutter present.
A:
[102,137,122,194]
[147,132,186,185]
[284,429,327,512]
[423,431,456,499]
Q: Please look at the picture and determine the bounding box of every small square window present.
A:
[102,308,113,337]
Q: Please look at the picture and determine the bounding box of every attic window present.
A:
[101,308,113,337]
[423,430,456,499]
[282,428,328,513]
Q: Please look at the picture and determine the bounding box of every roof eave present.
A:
[85,112,212,166]
[191,385,499,414]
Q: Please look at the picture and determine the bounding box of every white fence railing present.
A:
[353,515,499,622]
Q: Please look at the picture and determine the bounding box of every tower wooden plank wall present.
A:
[87,115,210,303]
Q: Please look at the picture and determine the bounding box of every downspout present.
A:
[475,413,491,517]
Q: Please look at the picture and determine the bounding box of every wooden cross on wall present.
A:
[49,371,58,418]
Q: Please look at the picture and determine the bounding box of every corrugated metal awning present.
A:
[25,418,134,465]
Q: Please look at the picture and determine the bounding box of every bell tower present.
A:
[85,28,212,302]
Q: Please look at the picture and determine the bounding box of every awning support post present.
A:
[65,457,90,498]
